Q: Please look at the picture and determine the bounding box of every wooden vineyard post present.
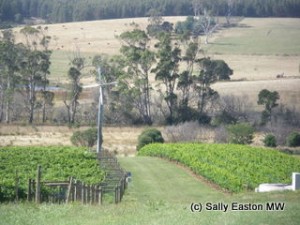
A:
[66,177,74,203]
[15,170,19,202]
[118,185,121,203]
[86,185,90,204]
[35,165,42,204]
[115,185,118,204]
[92,185,96,204]
[98,186,103,205]
[81,183,86,204]
[74,179,80,201]
[115,184,121,204]
[27,179,32,201]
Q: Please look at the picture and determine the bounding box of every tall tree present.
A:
[0,29,21,123]
[63,52,85,124]
[197,9,219,44]
[19,48,51,123]
[226,0,236,26]
[257,89,280,126]
[19,26,52,124]
[118,28,155,124]
[176,40,200,122]
[193,57,232,123]
[37,26,53,123]
[152,32,181,124]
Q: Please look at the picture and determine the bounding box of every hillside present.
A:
[12,17,299,110]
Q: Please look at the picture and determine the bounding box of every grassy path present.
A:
[119,156,225,204]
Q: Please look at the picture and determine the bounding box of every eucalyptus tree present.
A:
[37,26,53,123]
[118,29,156,124]
[193,57,233,123]
[0,29,21,123]
[19,26,52,124]
[63,52,85,124]
[152,32,181,124]
[176,41,200,122]
[257,89,280,126]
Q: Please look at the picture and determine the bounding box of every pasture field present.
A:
[11,16,300,111]
[12,17,300,82]
[206,18,300,55]
[0,157,299,225]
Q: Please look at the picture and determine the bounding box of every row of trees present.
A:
[0,15,299,128]
[0,26,53,124]
[0,0,300,26]
[0,26,87,124]
[94,17,233,125]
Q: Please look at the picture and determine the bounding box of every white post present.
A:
[97,67,103,153]
[292,172,300,191]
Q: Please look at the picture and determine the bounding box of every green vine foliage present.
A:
[139,143,300,193]
[0,146,104,202]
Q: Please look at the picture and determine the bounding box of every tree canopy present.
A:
[0,0,299,26]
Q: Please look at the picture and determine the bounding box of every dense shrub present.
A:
[136,128,164,151]
[227,123,254,145]
[263,134,277,147]
[211,110,237,126]
[71,128,98,147]
[286,131,300,147]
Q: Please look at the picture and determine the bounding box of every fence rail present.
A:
[26,150,128,204]
[98,150,128,204]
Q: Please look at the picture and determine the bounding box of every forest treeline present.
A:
[0,0,300,25]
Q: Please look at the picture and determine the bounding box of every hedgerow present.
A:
[138,143,300,192]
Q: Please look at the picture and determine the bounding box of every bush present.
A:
[286,131,300,147]
[227,123,254,145]
[137,128,164,151]
[211,110,237,126]
[71,128,98,147]
[263,134,277,147]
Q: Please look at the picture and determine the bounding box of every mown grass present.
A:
[205,18,300,55]
[1,157,299,225]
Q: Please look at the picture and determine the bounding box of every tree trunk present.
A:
[5,75,11,123]
[28,78,35,124]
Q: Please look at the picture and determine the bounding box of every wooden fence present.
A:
[27,174,103,205]
[98,150,128,204]
[26,150,128,204]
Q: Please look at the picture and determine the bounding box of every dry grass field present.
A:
[2,17,299,151]
[12,17,299,105]
[12,17,300,80]
[0,125,149,155]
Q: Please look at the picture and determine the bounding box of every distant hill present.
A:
[0,0,300,26]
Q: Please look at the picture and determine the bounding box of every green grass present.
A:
[1,156,299,225]
[119,157,225,203]
[205,18,300,55]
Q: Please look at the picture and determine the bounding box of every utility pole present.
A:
[96,67,117,153]
[97,67,104,153]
